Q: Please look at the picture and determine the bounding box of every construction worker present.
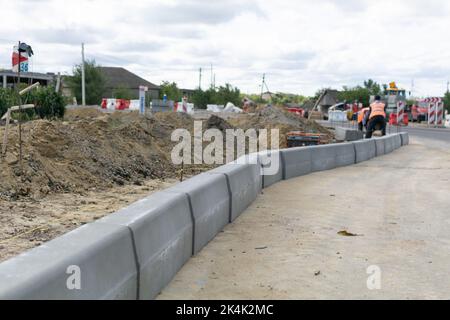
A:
[357,107,370,132]
[365,95,387,139]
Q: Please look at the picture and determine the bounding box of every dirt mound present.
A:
[0,109,206,200]
[228,105,333,148]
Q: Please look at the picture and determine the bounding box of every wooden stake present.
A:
[2,110,11,156]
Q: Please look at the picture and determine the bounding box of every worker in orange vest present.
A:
[357,107,370,132]
[366,95,387,138]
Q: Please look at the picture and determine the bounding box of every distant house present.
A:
[0,69,55,89]
[99,67,160,100]
[313,89,340,114]
[300,100,316,111]
[262,91,274,101]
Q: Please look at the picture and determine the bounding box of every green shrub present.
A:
[0,86,66,120]
[31,86,66,119]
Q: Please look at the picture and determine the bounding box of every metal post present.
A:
[17,41,23,171]
[81,43,86,106]
[2,75,6,89]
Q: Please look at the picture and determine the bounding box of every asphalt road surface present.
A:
[158,129,450,300]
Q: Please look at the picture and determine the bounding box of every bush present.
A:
[0,86,66,120]
[32,86,66,119]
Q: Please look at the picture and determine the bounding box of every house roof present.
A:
[0,69,55,81]
[99,67,159,90]
[314,89,340,109]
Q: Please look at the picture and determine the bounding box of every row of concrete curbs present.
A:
[0,133,409,300]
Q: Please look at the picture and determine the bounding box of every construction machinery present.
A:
[370,82,407,117]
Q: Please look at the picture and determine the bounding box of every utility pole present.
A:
[199,68,202,90]
[261,73,265,98]
[447,80,449,93]
[210,63,213,89]
[81,43,86,106]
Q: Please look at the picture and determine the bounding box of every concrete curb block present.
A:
[335,127,364,142]
[208,157,262,222]
[353,140,376,163]
[335,142,357,167]
[400,132,409,146]
[311,144,337,172]
[96,192,193,300]
[165,174,230,255]
[258,150,283,188]
[0,223,138,300]
[0,134,406,300]
[374,138,386,157]
[281,147,312,180]
[383,135,395,154]
[393,134,402,149]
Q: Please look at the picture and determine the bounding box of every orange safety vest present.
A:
[369,102,386,119]
[358,108,370,123]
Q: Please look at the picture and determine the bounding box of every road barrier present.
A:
[311,144,338,172]
[0,133,408,300]
[259,150,283,188]
[382,135,395,154]
[374,138,385,157]
[209,157,262,223]
[281,147,312,180]
[400,132,410,146]
[0,223,138,300]
[96,192,193,300]
[166,174,230,255]
[335,142,357,167]
[353,140,376,163]
[393,134,402,149]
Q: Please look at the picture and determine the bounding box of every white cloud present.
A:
[0,0,449,96]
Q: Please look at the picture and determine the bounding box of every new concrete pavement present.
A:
[158,128,450,300]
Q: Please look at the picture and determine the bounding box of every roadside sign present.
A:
[139,86,148,115]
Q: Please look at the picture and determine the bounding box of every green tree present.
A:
[213,84,241,106]
[443,90,450,113]
[66,59,106,105]
[363,79,382,95]
[112,85,135,100]
[191,89,214,109]
[159,81,182,102]
[338,86,371,107]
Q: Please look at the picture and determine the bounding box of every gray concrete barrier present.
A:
[281,147,312,180]
[374,138,386,157]
[393,134,402,149]
[400,132,409,146]
[353,140,376,163]
[335,127,364,142]
[97,192,193,300]
[209,157,262,222]
[311,144,337,172]
[0,223,137,300]
[335,142,357,167]
[383,135,395,154]
[258,150,283,188]
[166,173,230,255]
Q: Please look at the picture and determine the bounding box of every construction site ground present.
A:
[159,134,450,300]
[0,106,332,262]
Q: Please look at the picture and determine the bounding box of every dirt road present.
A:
[158,137,450,300]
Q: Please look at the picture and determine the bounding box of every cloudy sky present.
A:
[1,0,450,97]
